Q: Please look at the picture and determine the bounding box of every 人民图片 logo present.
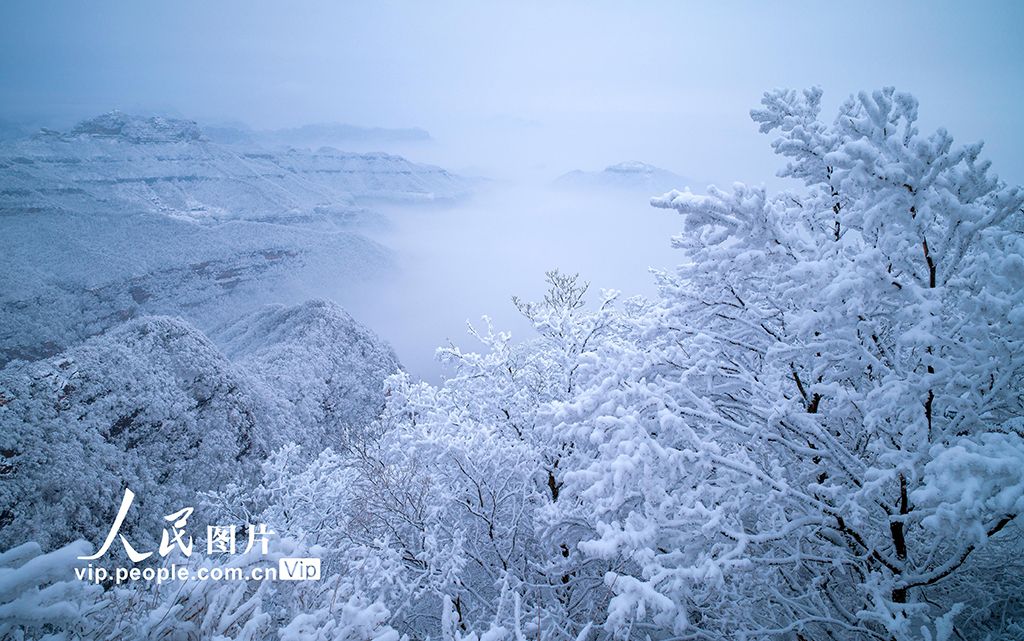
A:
[77,488,274,562]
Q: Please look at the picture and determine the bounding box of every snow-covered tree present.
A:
[334,271,636,639]
[548,87,1024,640]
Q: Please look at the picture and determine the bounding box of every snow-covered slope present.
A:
[214,299,400,446]
[0,315,276,555]
[0,300,399,554]
[0,206,391,367]
[554,160,688,193]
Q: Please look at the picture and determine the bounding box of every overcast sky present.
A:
[2,1,1022,184]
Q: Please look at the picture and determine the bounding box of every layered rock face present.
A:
[2,111,472,222]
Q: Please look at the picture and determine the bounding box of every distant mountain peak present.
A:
[604,160,661,173]
[555,161,688,192]
[66,110,204,143]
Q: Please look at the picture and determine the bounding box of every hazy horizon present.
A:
[3,1,1023,187]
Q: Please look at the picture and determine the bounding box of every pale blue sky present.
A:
[2,1,1022,184]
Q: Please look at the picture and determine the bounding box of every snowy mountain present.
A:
[1,111,472,224]
[0,113,414,558]
[0,111,473,367]
[0,300,398,555]
[554,160,688,192]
